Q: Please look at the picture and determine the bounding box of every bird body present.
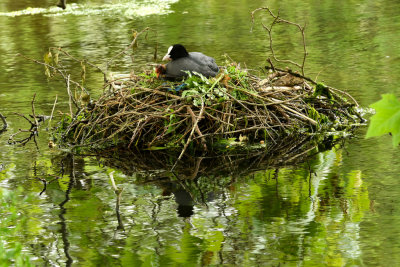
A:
[156,44,219,80]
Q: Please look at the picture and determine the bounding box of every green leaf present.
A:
[366,94,400,146]
[53,50,59,65]
[43,51,52,64]
[145,146,167,151]
[44,66,51,78]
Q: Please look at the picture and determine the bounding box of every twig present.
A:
[31,93,39,127]
[48,94,58,128]
[264,66,317,85]
[7,94,42,149]
[251,7,308,76]
[66,75,73,116]
[109,171,119,192]
[105,27,150,75]
[0,113,7,133]
[16,53,88,96]
[171,98,205,172]
[186,106,207,150]
[328,86,359,107]
[51,47,106,79]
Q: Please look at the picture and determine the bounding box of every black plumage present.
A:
[159,44,219,79]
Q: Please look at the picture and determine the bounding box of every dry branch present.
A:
[8,94,45,149]
[251,7,308,75]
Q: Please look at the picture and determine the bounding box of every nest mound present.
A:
[57,64,362,152]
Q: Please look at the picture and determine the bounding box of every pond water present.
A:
[1,0,400,266]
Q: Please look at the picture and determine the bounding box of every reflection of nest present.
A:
[93,134,344,217]
[95,133,341,180]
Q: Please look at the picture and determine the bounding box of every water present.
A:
[1,0,400,266]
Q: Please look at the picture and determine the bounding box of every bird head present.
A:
[162,44,189,61]
[155,64,167,78]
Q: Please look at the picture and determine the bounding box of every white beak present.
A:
[162,46,173,61]
[162,54,171,61]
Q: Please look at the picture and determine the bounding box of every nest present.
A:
[57,64,362,155]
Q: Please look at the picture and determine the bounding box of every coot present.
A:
[156,44,219,80]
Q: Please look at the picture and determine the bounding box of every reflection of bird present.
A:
[156,44,219,80]
[161,186,194,218]
[57,0,66,9]
[173,189,194,218]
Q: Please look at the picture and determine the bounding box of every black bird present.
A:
[156,44,219,80]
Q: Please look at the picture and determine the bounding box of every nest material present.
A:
[58,65,361,151]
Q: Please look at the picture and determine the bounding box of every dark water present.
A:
[1,0,400,266]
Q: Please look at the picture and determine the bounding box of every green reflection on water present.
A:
[1,147,370,266]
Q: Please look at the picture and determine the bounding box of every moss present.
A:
[314,83,334,101]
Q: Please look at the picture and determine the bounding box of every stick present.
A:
[31,93,38,127]
[105,27,150,75]
[171,99,205,171]
[52,47,106,79]
[328,86,359,107]
[139,88,181,100]
[16,53,88,96]
[251,7,308,76]
[109,171,119,192]
[66,75,73,116]
[0,113,7,133]
[48,94,58,128]
[186,106,207,150]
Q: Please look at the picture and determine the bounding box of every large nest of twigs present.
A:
[56,64,362,153]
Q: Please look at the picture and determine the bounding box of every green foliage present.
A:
[180,65,251,106]
[308,106,329,127]
[366,94,400,146]
[43,51,52,78]
[224,65,252,99]
[54,114,74,141]
[138,71,157,79]
[164,108,179,134]
[314,83,334,101]
[225,65,248,82]
[43,49,60,79]
[181,71,227,106]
